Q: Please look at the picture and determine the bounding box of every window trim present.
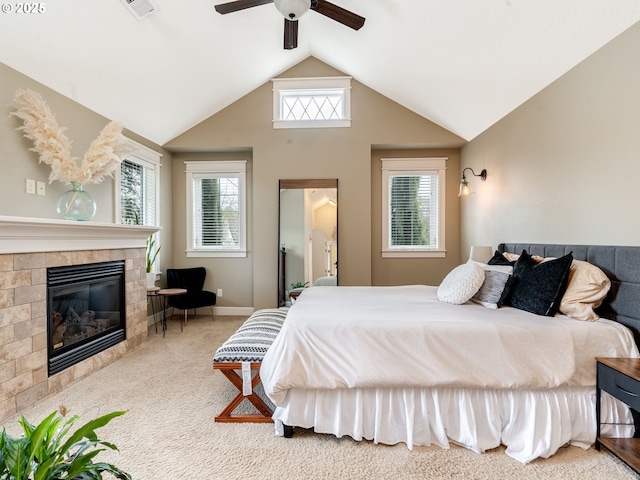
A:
[381,157,447,258]
[272,76,352,129]
[185,160,247,258]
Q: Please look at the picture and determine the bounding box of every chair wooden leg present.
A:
[210,305,215,321]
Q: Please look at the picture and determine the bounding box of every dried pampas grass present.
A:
[11,88,134,184]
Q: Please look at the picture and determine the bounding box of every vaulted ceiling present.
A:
[1,1,639,146]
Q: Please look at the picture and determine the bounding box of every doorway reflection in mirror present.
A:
[278,179,337,306]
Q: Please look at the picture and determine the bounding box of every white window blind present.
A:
[120,159,157,226]
[388,174,439,248]
[116,139,161,227]
[381,158,447,258]
[193,175,240,248]
[115,140,162,271]
[186,161,247,258]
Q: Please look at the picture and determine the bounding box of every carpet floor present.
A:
[4,314,638,479]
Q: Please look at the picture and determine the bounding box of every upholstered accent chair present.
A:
[166,267,217,322]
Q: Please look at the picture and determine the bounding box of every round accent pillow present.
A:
[437,262,485,304]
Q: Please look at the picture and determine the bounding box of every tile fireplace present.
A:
[0,216,158,422]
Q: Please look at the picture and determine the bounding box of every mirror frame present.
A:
[278,178,338,306]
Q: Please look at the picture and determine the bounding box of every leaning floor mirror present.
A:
[278,179,338,307]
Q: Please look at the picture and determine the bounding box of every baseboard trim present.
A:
[146,306,255,326]
[214,306,255,316]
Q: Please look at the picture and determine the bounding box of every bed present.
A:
[259,243,640,463]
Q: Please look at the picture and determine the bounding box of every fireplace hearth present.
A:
[47,260,126,375]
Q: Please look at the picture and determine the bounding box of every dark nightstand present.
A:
[596,357,640,474]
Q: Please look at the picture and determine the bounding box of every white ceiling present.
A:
[1,1,639,146]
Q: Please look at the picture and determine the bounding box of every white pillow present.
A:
[437,262,485,304]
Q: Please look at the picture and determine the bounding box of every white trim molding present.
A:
[0,215,160,254]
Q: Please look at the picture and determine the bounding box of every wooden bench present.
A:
[212,308,287,423]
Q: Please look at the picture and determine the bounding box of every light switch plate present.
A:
[36,181,45,196]
[26,179,35,194]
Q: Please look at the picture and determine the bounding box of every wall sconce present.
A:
[458,168,487,196]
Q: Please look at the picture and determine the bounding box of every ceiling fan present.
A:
[214,0,365,50]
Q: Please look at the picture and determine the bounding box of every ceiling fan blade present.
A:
[312,0,365,30]
[284,18,299,50]
[214,0,273,15]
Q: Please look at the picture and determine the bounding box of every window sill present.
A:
[382,250,446,258]
[273,119,351,129]
[186,249,247,258]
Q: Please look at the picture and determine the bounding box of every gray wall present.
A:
[461,22,640,258]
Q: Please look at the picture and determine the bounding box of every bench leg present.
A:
[283,424,294,438]
[215,366,273,423]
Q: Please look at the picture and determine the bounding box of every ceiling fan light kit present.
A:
[214,0,365,50]
[274,0,311,20]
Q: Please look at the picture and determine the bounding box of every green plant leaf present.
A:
[24,411,58,465]
[59,410,126,454]
[146,235,161,273]
[2,435,30,480]
[1,410,130,480]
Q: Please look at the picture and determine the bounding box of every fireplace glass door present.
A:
[47,261,126,375]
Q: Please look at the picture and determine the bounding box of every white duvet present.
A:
[261,285,639,405]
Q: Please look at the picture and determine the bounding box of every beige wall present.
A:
[0,62,173,277]
[460,22,640,257]
[371,148,461,286]
[169,151,254,308]
[166,57,465,309]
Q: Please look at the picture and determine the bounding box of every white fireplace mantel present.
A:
[0,215,160,254]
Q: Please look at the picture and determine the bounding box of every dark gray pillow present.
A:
[471,270,511,308]
[504,250,573,316]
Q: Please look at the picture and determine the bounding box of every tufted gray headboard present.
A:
[498,243,640,348]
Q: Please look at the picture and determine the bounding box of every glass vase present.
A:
[56,182,96,221]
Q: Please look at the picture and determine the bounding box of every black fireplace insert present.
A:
[47,260,126,375]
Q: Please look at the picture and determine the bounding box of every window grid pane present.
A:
[194,176,240,249]
[281,93,343,121]
[388,174,438,248]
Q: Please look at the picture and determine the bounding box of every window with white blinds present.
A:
[115,140,162,270]
[120,160,156,225]
[116,140,161,227]
[185,161,247,258]
[381,158,447,258]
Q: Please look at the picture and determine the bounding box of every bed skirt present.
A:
[271,386,633,464]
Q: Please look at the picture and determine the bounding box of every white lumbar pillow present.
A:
[437,262,485,304]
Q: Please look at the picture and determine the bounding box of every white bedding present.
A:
[261,285,639,404]
[259,285,640,463]
[270,386,633,464]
